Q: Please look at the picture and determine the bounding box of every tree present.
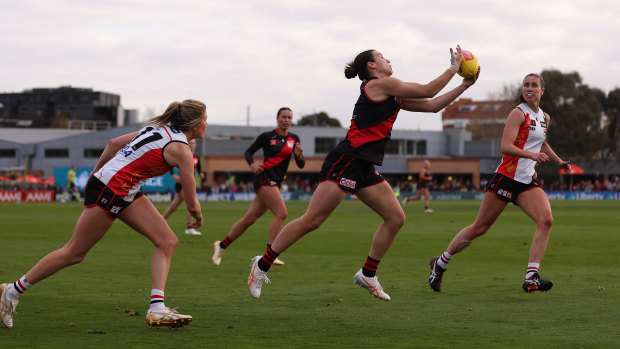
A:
[600,88,620,179]
[486,82,520,101]
[539,70,606,164]
[296,111,341,127]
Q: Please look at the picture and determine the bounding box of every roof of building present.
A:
[0,128,93,144]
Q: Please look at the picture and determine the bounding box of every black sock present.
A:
[362,256,380,277]
[257,245,280,272]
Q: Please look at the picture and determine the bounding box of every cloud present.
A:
[1,0,619,130]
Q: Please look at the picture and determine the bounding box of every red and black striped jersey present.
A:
[244,129,305,182]
[333,77,402,165]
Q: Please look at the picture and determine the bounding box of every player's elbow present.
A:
[107,137,126,151]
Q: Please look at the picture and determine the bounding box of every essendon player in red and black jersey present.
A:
[333,76,401,166]
[244,128,305,190]
[246,47,479,301]
[212,108,304,267]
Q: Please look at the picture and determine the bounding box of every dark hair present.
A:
[276,107,292,118]
[344,50,375,80]
[515,73,546,106]
[148,99,206,132]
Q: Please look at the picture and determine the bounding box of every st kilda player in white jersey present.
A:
[1,100,207,329]
[495,102,548,185]
[429,74,571,294]
[94,124,189,204]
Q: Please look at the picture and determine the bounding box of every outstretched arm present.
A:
[365,46,463,100]
[401,68,479,113]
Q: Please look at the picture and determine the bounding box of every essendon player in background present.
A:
[212,107,304,266]
[246,46,479,301]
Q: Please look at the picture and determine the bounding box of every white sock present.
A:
[526,262,540,278]
[9,276,31,300]
[437,250,452,269]
[149,289,166,311]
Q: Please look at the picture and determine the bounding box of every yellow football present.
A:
[457,50,479,78]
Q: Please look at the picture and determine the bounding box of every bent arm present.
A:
[244,133,266,165]
[92,132,138,175]
[500,110,532,158]
[540,114,571,171]
[164,143,203,225]
[294,139,305,169]
[500,110,549,164]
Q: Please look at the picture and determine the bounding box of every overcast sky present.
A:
[2,0,619,131]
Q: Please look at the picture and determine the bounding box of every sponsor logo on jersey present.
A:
[122,145,133,157]
[109,206,122,215]
[339,178,356,189]
[497,188,513,199]
[270,140,278,145]
[287,140,295,148]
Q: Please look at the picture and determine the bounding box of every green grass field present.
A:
[1,199,619,348]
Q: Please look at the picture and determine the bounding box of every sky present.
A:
[1,0,619,131]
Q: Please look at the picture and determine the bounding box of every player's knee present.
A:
[304,217,323,232]
[63,249,87,266]
[389,212,406,229]
[274,210,288,221]
[539,214,553,230]
[470,224,489,238]
[159,233,179,254]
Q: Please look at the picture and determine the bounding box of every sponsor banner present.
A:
[141,174,176,193]
[0,190,55,202]
[54,167,93,190]
[0,190,22,202]
[195,192,293,202]
[544,191,620,200]
[145,192,173,202]
[400,191,620,200]
[54,167,177,193]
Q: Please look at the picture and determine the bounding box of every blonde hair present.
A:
[148,99,206,132]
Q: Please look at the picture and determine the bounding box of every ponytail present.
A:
[148,99,206,131]
[344,50,375,80]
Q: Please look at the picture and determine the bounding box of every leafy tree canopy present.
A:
[296,111,341,127]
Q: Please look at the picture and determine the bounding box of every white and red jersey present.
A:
[496,103,547,184]
[95,124,188,201]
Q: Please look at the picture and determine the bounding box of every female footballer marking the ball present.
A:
[211,107,305,266]
[1,100,207,329]
[247,46,479,300]
[428,73,571,293]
